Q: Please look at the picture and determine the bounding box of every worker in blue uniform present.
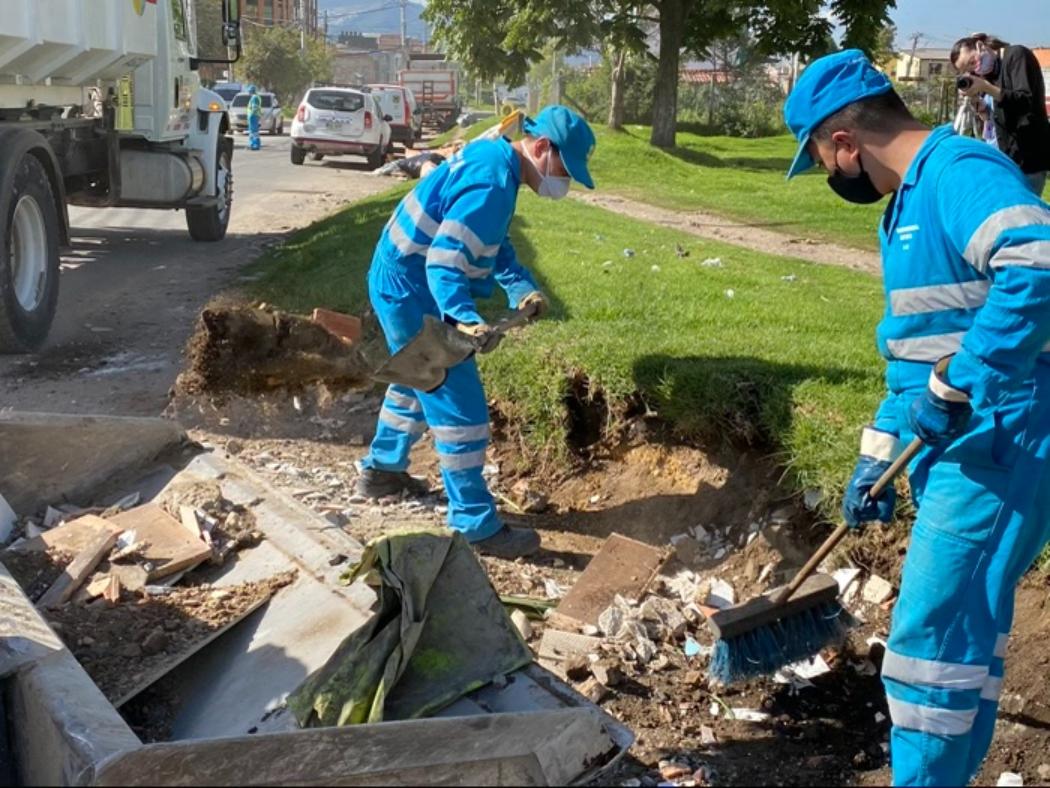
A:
[355,105,597,559]
[247,85,262,151]
[784,50,1050,786]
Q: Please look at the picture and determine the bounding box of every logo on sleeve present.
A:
[896,224,920,252]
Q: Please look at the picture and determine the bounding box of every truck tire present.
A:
[290,144,306,165]
[186,144,233,242]
[0,152,61,353]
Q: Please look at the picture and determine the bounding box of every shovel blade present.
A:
[372,315,476,392]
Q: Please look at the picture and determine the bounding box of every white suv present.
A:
[290,87,392,168]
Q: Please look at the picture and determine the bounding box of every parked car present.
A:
[366,83,421,144]
[229,91,284,135]
[290,87,392,168]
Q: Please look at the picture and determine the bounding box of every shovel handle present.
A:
[770,437,924,606]
[492,308,535,335]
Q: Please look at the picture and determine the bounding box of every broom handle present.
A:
[771,437,924,606]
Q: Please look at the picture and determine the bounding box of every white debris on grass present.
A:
[542,578,567,600]
[730,708,772,723]
[651,265,661,272]
[782,274,798,283]
[997,773,1024,787]
[724,289,736,299]
[701,257,723,267]
[623,248,636,258]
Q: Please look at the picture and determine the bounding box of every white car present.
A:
[290,87,392,168]
[367,83,421,144]
[230,91,284,135]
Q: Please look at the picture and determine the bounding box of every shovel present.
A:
[372,309,534,392]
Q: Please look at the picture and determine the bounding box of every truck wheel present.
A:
[291,144,306,165]
[186,145,233,242]
[0,152,61,353]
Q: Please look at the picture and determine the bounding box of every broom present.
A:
[706,437,922,685]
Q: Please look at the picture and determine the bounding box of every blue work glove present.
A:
[907,356,973,447]
[842,427,900,528]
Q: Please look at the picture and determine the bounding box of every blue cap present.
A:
[784,49,893,179]
[524,105,596,189]
[247,84,257,94]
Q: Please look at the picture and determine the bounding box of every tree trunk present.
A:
[608,48,626,130]
[649,0,686,148]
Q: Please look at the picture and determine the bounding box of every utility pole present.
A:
[297,0,305,52]
[400,0,409,72]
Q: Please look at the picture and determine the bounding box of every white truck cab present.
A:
[0,0,243,352]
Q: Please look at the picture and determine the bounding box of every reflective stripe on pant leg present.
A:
[416,358,501,542]
[363,385,427,472]
[883,455,1003,787]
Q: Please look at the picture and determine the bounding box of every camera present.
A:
[957,75,974,90]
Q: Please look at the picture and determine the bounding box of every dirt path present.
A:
[573,192,883,276]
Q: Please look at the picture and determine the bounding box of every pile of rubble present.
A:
[0,482,289,710]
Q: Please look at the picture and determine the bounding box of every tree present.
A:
[240,25,332,105]
[425,0,897,148]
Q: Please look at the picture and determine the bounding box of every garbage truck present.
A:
[0,0,243,353]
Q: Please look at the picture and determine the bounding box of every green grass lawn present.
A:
[250,185,887,510]
[424,114,502,148]
[588,125,886,251]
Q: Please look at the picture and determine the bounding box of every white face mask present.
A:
[525,141,571,200]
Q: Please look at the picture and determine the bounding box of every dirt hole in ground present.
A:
[564,374,610,452]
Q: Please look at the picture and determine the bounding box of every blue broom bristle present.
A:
[707,601,852,685]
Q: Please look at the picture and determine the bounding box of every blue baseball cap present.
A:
[784,49,893,179]
[524,105,596,189]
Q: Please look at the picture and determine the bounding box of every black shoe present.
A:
[355,468,430,499]
[474,526,541,559]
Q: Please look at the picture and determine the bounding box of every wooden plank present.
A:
[37,529,120,608]
[113,593,273,708]
[106,505,211,581]
[549,533,667,629]
[8,514,122,555]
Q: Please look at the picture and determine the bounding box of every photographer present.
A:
[951,33,1050,194]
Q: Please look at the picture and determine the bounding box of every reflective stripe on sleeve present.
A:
[889,280,990,316]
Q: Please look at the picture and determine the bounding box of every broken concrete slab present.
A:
[537,629,603,678]
[0,493,16,543]
[550,534,666,629]
[96,708,617,787]
[862,575,895,605]
[0,412,186,517]
[106,505,212,581]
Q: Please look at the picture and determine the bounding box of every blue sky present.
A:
[889,0,1050,50]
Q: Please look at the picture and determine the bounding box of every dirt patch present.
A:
[572,192,882,276]
[174,304,375,398]
[1,549,77,602]
[45,572,295,705]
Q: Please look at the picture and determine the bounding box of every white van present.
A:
[367,84,421,144]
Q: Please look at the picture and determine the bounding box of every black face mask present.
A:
[827,158,885,204]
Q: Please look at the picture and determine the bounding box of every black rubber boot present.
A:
[354,468,431,499]
[473,526,541,559]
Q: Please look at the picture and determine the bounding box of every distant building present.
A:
[895,48,953,82]
[239,0,319,34]
[330,49,403,86]
[1034,48,1050,115]
[374,34,426,53]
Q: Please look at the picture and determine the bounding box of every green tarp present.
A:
[288,531,533,727]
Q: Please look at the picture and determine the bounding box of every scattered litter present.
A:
[874,711,887,724]
[781,274,798,282]
[700,725,717,746]
[774,655,831,690]
[833,566,862,597]
[623,248,635,257]
[866,635,888,649]
[669,532,693,547]
[510,609,532,640]
[589,494,602,504]
[659,761,692,781]
[650,265,661,272]
[43,507,65,529]
[543,578,567,600]
[292,395,303,413]
[709,702,720,717]
[802,488,823,509]
[724,289,736,299]
[705,578,735,609]
[684,636,705,659]
[701,257,723,267]
[675,244,690,258]
[601,260,613,269]
[730,708,771,723]
[0,493,17,542]
[997,773,1024,787]
[595,234,604,241]
[25,522,45,539]
[862,574,895,605]
[482,464,499,478]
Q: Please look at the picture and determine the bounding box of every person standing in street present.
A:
[355,106,597,560]
[951,33,1050,195]
[247,84,262,151]
[784,49,1050,786]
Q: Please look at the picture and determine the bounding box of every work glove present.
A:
[519,291,549,319]
[842,427,899,529]
[907,356,973,447]
[457,322,502,354]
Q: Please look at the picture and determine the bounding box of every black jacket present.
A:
[989,45,1050,174]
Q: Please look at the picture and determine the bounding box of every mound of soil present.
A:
[175,305,374,397]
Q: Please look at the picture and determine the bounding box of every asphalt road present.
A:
[0,136,392,417]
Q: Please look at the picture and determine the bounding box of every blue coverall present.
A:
[248,93,262,150]
[860,125,1050,785]
[361,137,539,541]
